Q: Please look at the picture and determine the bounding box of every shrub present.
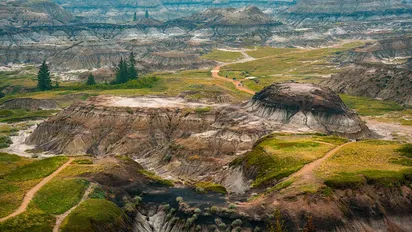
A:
[228,203,237,209]
[0,136,12,148]
[232,219,243,227]
[176,197,184,203]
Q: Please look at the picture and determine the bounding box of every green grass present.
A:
[201,50,244,62]
[324,173,365,189]
[0,209,55,232]
[5,156,68,182]
[137,169,174,187]
[267,179,294,193]
[31,178,89,214]
[397,144,412,158]
[340,94,404,116]
[60,199,128,232]
[317,140,412,189]
[220,42,364,92]
[195,182,227,194]
[0,109,59,123]
[0,156,68,217]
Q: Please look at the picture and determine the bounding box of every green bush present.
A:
[64,76,158,91]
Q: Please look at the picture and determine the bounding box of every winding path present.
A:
[288,142,355,183]
[0,158,74,223]
[53,183,96,232]
[211,48,257,95]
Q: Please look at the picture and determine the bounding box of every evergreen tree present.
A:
[127,52,138,80]
[133,12,137,22]
[37,61,52,91]
[86,73,96,85]
[115,57,129,84]
[145,10,149,19]
[268,210,286,232]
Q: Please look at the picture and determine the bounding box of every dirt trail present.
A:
[0,158,74,223]
[53,183,96,232]
[288,142,355,183]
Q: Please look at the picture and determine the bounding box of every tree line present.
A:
[37,52,139,90]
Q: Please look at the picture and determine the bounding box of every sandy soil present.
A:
[2,122,40,157]
[0,158,74,223]
[363,117,412,142]
[101,96,216,108]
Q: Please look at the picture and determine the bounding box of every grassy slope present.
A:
[201,50,244,62]
[316,140,411,188]
[0,156,68,217]
[220,42,364,92]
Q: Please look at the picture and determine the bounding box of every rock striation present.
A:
[245,83,373,139]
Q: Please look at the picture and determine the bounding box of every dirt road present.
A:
[0,158,74,223]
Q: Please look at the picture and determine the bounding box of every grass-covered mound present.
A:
[31,178,89,214]
[231,134,336,188]
[60,199,130,232]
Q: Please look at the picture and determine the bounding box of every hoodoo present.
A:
[245,82,373,139]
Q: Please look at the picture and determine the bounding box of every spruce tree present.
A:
[128,52,138,80]
[37,61,52,91]
[86,73,96,85]
[145,10,149,19]
[115,57,129,84]
[133,12,137,22]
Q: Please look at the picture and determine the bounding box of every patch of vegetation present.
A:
[194,107,212,114]
[0,136,12,148]
[362,170,405,187]
[340,94,404,116]
[74,159,93,165]
[324,172,365,189]
[267,179,294,193]
[89,187,106,199]
[0,109,59,123]
[60,199,129,232]
[201,50,244,62]
[397,144,412,158]
[5,156,68,182]
[63,76,159,91]
[313,135,350,145]
[0,210,55,232]
[31,178,89,214]
[195,182,227,194]
[137,169,174,187]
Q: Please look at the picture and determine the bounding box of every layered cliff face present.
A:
[284,0,412,24]
[49,0,294,23]
[245,83,372,139]
[323,64,412,106]
[323,37,412,106]
[26,96,275,185]
[0,7,280,71]
[0,0,78,27]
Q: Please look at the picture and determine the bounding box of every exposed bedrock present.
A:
[245,83,373,139]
